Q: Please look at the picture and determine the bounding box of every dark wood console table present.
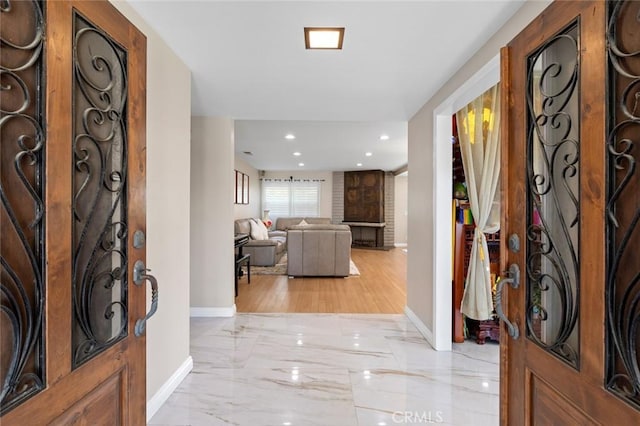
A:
[234,233,250,297]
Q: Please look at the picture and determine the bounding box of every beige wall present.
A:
[234,157,261,220]
[262,170,333,218]
[190,117,235,312]
[394,174,408,246]
[407,0,551,332]
[110,0,192,414]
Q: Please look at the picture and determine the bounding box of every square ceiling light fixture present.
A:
[304,27,345,50]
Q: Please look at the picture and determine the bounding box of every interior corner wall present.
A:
[406,0,551,336]
[332,172,344,224]
[394,174,408,246]
[234,157,261,220]
[110,0,192,411]
[384,172,395,247]
[190,117,235,311]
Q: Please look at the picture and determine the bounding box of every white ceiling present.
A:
[128,0,524,171]
[235,120,407,171]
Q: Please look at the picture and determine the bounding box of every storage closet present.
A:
[451,115,501,344]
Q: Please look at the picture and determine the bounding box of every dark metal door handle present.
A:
[133,260,158,337]
[496,263,520,340]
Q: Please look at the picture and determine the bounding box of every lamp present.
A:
[262,210,272,230]
[462,107,494,143]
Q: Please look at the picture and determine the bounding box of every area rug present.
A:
[246,254,360,276]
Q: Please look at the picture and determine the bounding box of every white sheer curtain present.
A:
[456,84,501,320]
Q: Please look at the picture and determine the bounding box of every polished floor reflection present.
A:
[150,314,499,426]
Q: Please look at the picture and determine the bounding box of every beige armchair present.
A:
[286,224,352,277]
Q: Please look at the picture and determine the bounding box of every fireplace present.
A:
[343,170,385,248]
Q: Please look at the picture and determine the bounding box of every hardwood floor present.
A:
[235,247,407,313]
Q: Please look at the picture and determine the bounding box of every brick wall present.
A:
[332,171,344,225]
[384,172,395,247]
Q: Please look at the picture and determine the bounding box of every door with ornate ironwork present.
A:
[1,0,155,423]
[500,0,640,423]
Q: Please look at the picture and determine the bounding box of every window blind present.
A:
[262,180,321,220]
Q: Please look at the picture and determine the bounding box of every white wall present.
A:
[394,174,408,246]
[110,0,192,419]
[406,0,551,346]
[190,117,235,315]
[234,157,261,220]
[262,170,333,218]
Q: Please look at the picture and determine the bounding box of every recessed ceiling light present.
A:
[304,27,345,50]
[356,163,363,167]
[293,152,301,156]
[298,162,305,167]
[379,134,389,141]
[285,134,296,140]
[365,152,372,157]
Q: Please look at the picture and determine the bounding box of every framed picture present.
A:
[235,170,242,204]
[242,173,249,204]
[234,170,250,205]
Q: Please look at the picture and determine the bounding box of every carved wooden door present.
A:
[1,1,154,423]
[500,0,640,423]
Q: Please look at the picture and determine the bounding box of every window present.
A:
[262,180,290,219]
[262,179,321,220]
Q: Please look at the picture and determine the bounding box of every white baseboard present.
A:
[190,304,236,317]
[404,306,435,348]
[394,243,408,248]
[147,355,193,422]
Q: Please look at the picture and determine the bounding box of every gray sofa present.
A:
[287,224,352,277]
[273,217,332,233]
[234,218,286,266]
[266,216,333,242]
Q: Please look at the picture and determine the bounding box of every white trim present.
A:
[190,304,236,317]
[404,306,434,348]
[431,53,500,352]
[394,243,408,248]
[146,356,193,422]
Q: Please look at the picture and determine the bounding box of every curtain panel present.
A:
[456,84,501,320]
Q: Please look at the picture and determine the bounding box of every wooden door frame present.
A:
[500,1,640,423]
[431,54,500,350]
[1,0,147,423]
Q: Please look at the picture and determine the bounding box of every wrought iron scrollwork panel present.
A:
[606,0,640,409]
[525,22,580,368]
[0,0,46,413]
[72,13,129,368]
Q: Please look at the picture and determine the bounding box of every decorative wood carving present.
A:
[344,170,384,223]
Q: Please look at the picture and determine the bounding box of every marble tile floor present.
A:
[149,314,499,426]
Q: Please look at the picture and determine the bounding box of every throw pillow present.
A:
[256,218,270,238]
[298,219,309,226]
[250,219,268,240]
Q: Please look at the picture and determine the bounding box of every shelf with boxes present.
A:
[452,205,501,344]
